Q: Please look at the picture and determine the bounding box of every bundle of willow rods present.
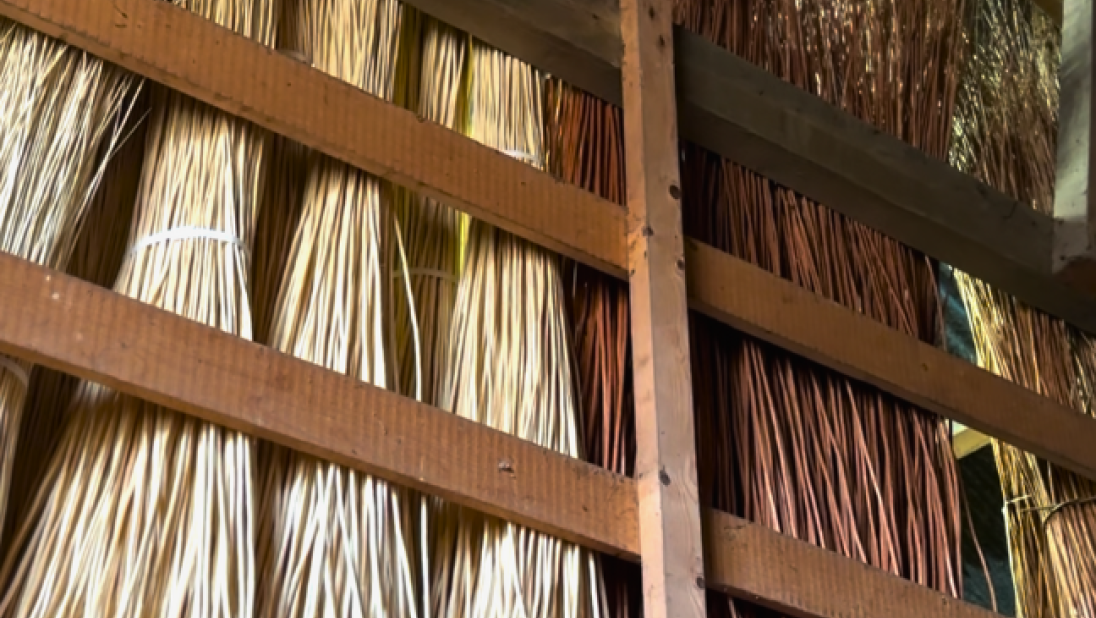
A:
[949,2,1096,615]
[673,0,968,613]
[545,79,640,618]
[433,42,606,618]
[2,116,146,551]
[0,0,277,615]
[256,0,428,615]
[0,20,138,544]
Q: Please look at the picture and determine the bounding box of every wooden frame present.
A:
[620,0,707,615]
[0,0,1085,616]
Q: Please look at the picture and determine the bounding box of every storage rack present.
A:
[0,0,1090,616]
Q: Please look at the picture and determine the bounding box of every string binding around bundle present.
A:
[502,149,543,167]
[127,226,250,262]
[1008,495,1096,524]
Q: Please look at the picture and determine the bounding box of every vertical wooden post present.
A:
[1053,0,1096,289]
[620,1,707,617]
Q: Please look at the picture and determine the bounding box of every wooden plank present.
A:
[0,250,1007,618]
[0,251,639,558]
[620,1,706,617]
[1053,0,1096,290]
[686,241,1096,481]
[704,510,999,618]
[0,0,627,279]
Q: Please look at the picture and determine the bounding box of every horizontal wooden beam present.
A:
[399,0,1088,334]
[686,241,1096,481]
[0,251,637,557]
[6,0,1096,482]
[704,510,997,618]
[0,0,627,278]
[0,249,999,618]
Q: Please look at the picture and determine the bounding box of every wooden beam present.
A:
[620,1,706,616]
[1053,0,1096,290]
[0,0,627,279]
[704,511,998,618]
[686,241,1096,481]
[0,251,638,557]
[0,250,1004,618]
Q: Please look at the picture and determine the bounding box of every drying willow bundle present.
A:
[948,3,1096,616]
[1,117,146,550]
[545,80,640,618]
[673,0,968,613]
[0,20,138,542]
[390,16,465,405]
[0,1,276,615]
[256,1,427,616]
[432,43,606,618]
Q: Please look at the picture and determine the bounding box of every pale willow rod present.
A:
[2,119,146,552]
[257,1,426,616]
[433,42,606,618]
[389,18,467,616]
[0,0,277,615]
[0,19,137,544]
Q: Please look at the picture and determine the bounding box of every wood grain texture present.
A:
[620,1,707,617]
[0,251,638,558]
[704,511,1000,618]
[0,249,1011,618]
[1053,0,1096,289]
[686,241,1096,481]
[0,0,627,278]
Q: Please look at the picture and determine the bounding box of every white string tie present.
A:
[391,268,459,284]
[130,227,249,261]
[0,356,29,390]
[503,149,544,168]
